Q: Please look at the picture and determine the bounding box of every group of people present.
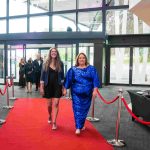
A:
[19,54,43,93]
[40,48,100,135]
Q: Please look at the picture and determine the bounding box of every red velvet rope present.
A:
[0,82,8,95]
[96,89,150,125]
[121,97,150,125]
[96,89,119,104]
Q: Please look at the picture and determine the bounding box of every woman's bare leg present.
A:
[47,99,52,123]
[52,98,60,129]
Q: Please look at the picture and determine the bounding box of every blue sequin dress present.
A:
[64,65,100,129]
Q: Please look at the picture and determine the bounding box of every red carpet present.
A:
[0,98,114,150]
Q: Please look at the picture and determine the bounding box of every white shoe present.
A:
[75,129,80,135]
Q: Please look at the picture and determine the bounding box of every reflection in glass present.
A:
[106,9,150,35]
[132,47,150,85]
[106,0,129,6]
[0,20,6,34]
[9,0,27,16]
[53,0,75,11]
[78,0,102,9]
[0,0,6,17]
[110,48,130,84]
[30,16,49,32]
[9,18,27,33]
[30,0,49,14]
[52,13,76,31]
[78,11,102,31]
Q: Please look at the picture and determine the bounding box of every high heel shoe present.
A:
[52,123,57,130]
[48,117,52,124]
[75,129,80,135]
[81,126,86,131]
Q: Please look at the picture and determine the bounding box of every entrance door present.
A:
[57,44,76,75]
[132,47,150,85]
[110,47,130,84]
[7,44,25,82]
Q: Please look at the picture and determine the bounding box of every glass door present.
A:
[132,47,150,85]
[110,47,130,84]
[7,45,24,82]
[57,44,76,75]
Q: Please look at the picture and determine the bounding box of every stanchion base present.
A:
[3,106,14,109]
[107,139,125,147]
[0,119,6,125]
[86,117,100,122]
[66,97,72,100]
[9,97,17,100]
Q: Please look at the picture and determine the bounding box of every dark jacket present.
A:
[40,62,64,86]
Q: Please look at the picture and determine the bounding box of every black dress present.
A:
[19,64,26,87]
[44,67,62,98]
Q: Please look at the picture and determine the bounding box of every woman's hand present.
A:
[63,88,67,96]
[40,85,44,96]
[92,88,97,99]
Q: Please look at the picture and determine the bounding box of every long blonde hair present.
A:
[75,53,89,66]
[44,48,62,72]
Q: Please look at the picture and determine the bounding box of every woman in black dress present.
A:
[40,48,64,130]
[25,58,34,93]
[19,58,26,88]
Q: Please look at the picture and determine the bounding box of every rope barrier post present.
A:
[107,88,125,147]
[0,119,6,125]
[3,76,14,109]
[86,96,100,122]
[9,74,16,100]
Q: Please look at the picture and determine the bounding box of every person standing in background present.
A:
[33,53,43,91]
[25,58,34,93]
[19,58,26,88]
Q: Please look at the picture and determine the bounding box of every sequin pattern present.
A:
[64,65,100,129]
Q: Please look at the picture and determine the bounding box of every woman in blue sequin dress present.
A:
[63,53,100,135]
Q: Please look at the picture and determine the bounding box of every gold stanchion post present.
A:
[107,88,125,147]
[86,96,100,122]
[3,77,14,109]
[0,119,6,125]
[9,74,16,100]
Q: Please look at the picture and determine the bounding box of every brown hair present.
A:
[75,53,89,66]
[44,48,62,72]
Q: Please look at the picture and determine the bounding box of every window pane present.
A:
[30,0,49,14]
[52,13,76,31]
[106,9,150,35]
[53,0,75,11]
[78,0,102,9]
[30,16,49,32]
[106,0,129,6]
[0,0,6,17]
[9,18,27,33]
[78,11,102,32]
[110,47,130,84]
[9,0,27,16]
[0,20,6,34]
[132,47,150,85]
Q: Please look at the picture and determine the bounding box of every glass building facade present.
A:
[0,0,150,86]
